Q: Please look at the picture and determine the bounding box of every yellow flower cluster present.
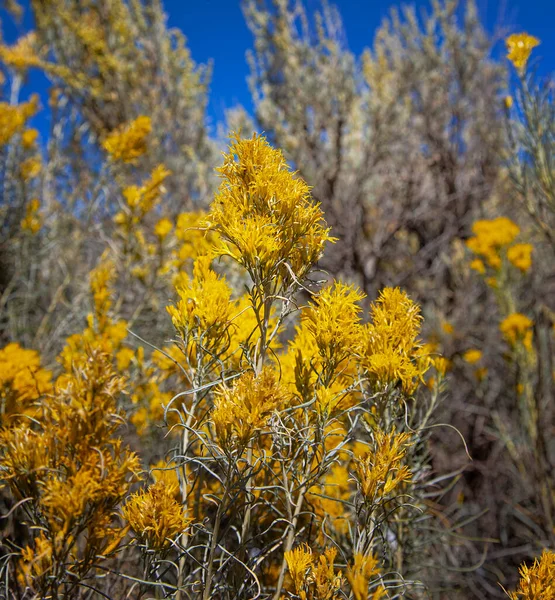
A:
[59,260,129,372]
[103,115,152,163]
[305,282,365,374]
[212,368,287,450]
[1,351,141,591]
[206,133,333,287]
[123,481,190,551]
[463,349,482,364]
[284,545,343,600]
[346,553,384,600]
[354,429,413,502]
[0,95,39,146]
[507,243,533,273]
[114,164,171,231]
[0,343,52,425]
[500,313,534,351]
[0,32,39,71]
[362,287,425,394]
[506,33,540,70]
[467,217,521,271]
[505,549,555,600]
[21,128,38,149]
[20,156,42,181]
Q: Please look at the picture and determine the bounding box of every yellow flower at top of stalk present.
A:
[21,128,38,150]
[154,217,173,240]
[506,33,540,70]
[206,133,334,286]
[466,217,520,270]
[504,549,555,600]
[507,243,533,273]
[103,115,152,163]
[285,544,314,596]
[500,312,533,351]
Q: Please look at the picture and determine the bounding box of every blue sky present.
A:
[2,0,554,134]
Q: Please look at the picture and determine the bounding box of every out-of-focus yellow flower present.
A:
[500,313,533,351]
[20,156,42,180]
[122,481,190,551]
[507,243,533,273]
[441,321,454,335]
[475,367,488,382]
[463,349,482,364]
[0,32,39,71]
[467,217,520,270]
[504,549,554,600]
[21,198,41,234]
[0,342,52,425]
[21,128,38,149]
[103,115,152,163]
[154,217,173,240]
[470,258,486,275]
[504,96,514,110]
[506,33,540,70]
[0,96,38,146]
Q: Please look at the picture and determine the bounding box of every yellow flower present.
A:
[346,553,383,600]
[212,368,287,449]
[154,217,173,240]
[21,128,38,149]
[0,32,39,71]
[441,321,454,335]
[507,243,533,273]
[463,349,482,365]
[21,198,41,234]
[467,217,520,270]
[500,313,533,350]
[506,33,540,70]
[285,544,313,595]
[470,258,486,275]
[206,133,334,287]
[354,429,413,501]
[504,549,555,600]
[0,95,38,146]
[122,481,190,551]
[504,95,514,109]
[103,115,152,163]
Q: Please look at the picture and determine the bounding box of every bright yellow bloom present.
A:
[354,429,413,502]
[212,368,287,449]
[504,96,514,109]
[463,349,482,364]
[206,133,333,286]
[470,258,486,275]
[103,115,152,163]
[285,544,313,595]
[505,549,555,600]
[506,33,540,70]
[361,287,426,394]
[467,217,520,270]
[123,481,190,551]
[305,282,365,372]
[507,243,533,273]
[346,553,384,600]
[500,313,534,350]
